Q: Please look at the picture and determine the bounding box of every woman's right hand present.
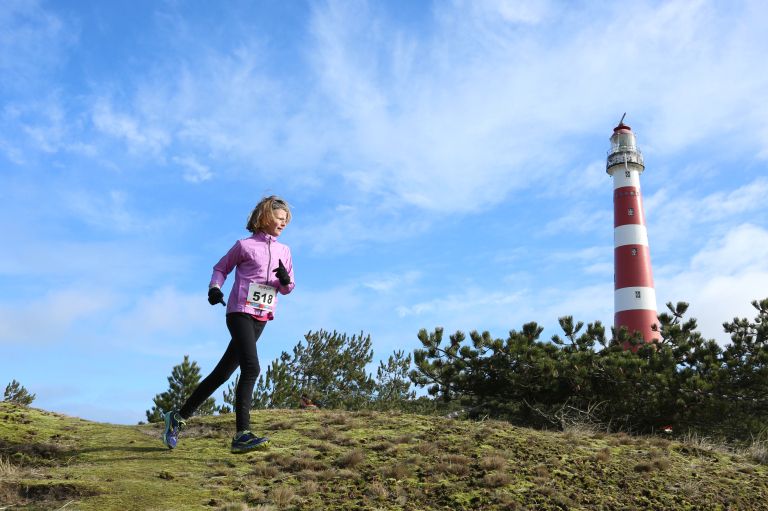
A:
[208,287,226,306]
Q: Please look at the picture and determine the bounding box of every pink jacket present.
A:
[209,231,295,320]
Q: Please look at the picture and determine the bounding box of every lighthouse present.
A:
[606,115,660,344]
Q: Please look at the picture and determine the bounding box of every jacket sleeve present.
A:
[278,246,295,295]
[210,240,242,288]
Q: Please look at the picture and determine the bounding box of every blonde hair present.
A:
[246,196,291,234]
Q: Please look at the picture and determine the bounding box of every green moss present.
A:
[1,402,767,510]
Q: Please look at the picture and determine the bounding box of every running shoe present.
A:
[161,410,186,449]
[231,431,269,453]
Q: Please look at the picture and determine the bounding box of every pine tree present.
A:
[218,374,238,414]
[3,379,36,406]
[375,349,416,407]
[252,355,300,409]
[286,330,376,409]
[146,355,216,423]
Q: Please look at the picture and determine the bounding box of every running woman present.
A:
[162,196,295,453]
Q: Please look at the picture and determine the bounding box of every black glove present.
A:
[273,259,291,286]
[208,287,226,306]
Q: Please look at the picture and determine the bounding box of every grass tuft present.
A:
[270,485,295,508]
[337,448,364,469]
[480,455,507,471]
[307,426,338,442]
[482,471,511,488]
[368,481,388,500]
[0,455,19,478]
[414,441,438,456]
[381,462,411,480]
[747,440,768,465]
[250,462,280,478]
[299,480,319,496]
[595,447,611,463]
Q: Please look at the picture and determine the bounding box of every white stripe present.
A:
[611,166,642,189]
[614,224,649,247]
[615,287,657,312]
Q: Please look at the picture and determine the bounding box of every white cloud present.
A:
[0,287,114,344]
[656,223,768,344]
[363,271,421,293]
[173,155,213,183]
[306,0,768,216]
[60,188,181,234]
[110,286,224,357]
[646,177,768,251]
[92,99,171,155]
[0,0,73,91]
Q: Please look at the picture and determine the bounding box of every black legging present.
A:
[179,313,265,432]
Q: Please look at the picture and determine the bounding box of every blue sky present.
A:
[2,0,767,425]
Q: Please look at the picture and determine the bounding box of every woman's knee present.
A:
[240,361,261,382]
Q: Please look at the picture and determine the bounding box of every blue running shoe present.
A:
[161,410,186,449]
[231,431,269,453]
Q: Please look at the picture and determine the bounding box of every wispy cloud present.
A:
[646,177,768,251]
[307,0,768,216]
[0,287,114,344]
[0,0,73,92]
[363,271,421,293]
[656,223,768,344]
[173,156,213,183]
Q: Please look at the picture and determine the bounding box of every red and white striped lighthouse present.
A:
[606,116,660,344]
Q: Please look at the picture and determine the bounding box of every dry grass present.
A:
[0,455,19,478]
[480,455,507,471]
[307,426,339,442]
[370,440,395,452]
[270,485,295,508]
[651,457,671,471]
[297,469,319,481]
[310,441,332,453]
[263,451,326,473]
[414,441,438,456]
[533,464,550,478]
[368,481,389,500]
[433,460,471,476]
[746,440,768,465]
[595,447,611,463]
[323,413,351,426]
[217,504,248,511]
[298,480,319,496]
[443,454,471,465]
[482,471,512,488]
[250,462,280,478]
[337,449,365,469]
[381,462,411,480]
[266,421,293,431]
[244,485,267,504]
[633,462,653,473]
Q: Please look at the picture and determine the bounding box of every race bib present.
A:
[246,283,277,312]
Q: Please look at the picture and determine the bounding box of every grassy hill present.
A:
[1,402,767,510]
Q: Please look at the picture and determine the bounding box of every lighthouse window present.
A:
[635,291,641,298]
[631,248,638,256]
[628,208,635,216]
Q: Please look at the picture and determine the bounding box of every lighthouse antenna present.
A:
[619,112,626,125]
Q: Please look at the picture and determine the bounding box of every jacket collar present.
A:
[253,230,277,242]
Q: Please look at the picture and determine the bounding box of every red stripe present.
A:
[614,245,654,289]
[615,309,661,345]
[614,186,645,227]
